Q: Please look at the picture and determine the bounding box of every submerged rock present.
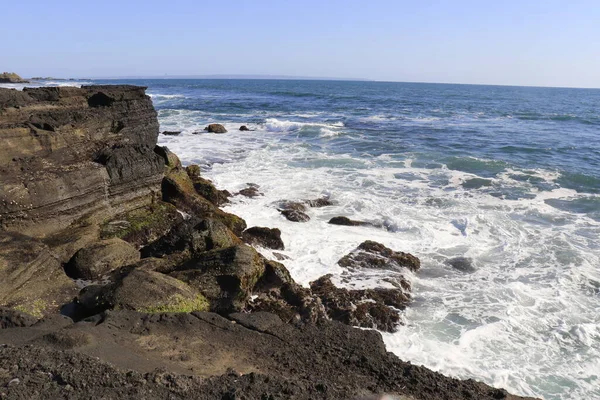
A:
[205,123,227,133]
[305,197,333,207]
[328,216,372,227]
[242,226,285,250]
[239,125,250,131]
[445,256,476,273]
[237,184,262,198]
[161,130,181,136]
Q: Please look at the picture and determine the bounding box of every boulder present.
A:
[242,227,284,250]
[77,268,209,316]
[204,124,227,133]
[100,201,182,248]
[328,216,372,227]
[338,240,420,272]
[161,131,181,136]
[170,244,265,312]
[64,238,140,280]
[141,217,241,260]
[239,125,250,131]
[0,232,77,318]
[154,145,182,170]
[280,209,310,222]
[237,184,262,198]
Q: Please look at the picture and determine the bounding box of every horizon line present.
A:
[22,74,600,90]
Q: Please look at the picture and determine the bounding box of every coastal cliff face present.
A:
[0,85,535,400]
[0,85,162,237]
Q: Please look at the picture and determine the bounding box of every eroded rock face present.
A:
[0,85,162,238]
[0,232,77,317]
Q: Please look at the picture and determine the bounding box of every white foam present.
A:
[158,115,600,400]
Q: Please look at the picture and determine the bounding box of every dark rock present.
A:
[305,197,333,207]
[238,186,262,198]
[0,85,161,238]
[272,252,290,261]
[242,226,284,250]
[141,217,241,260]
[154,145,182,170]
[445,256,476,273]
[278,200,307,212]
[0,311,534,400]
[0,232,77,318]
[0,308,38,329]
[76,268,209,316]
[161,130,181,136]
[99,201,183,248]
[253,259,294,292]
[310,275,408,332]
[161,167,246,235]
[170,244,266,312]
[280,209,310,222]
[205,123,227,133]
[338,240,420,272]
[239,125,250,131]
[64,238,140,280]
[328,216,372,226]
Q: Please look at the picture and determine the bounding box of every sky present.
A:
[2,0,600,88]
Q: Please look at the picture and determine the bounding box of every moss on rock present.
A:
[138,293,209,313]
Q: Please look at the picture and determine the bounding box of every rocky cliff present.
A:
[0,85,162,237]
[0,85,536,400]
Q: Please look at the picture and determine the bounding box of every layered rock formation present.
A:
[0,85,535,400]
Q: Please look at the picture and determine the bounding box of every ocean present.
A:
[8,78,600,399]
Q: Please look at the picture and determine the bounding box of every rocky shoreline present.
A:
[0,85,536,399]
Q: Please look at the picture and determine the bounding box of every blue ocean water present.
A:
[138,79,600,400]
[12,78,600,399]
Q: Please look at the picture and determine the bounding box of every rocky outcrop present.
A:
[204,123,227,133]
[0,72,28,83]
[239,125,250,131]
[0,85,162,238]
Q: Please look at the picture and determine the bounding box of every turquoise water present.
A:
[90,79,600,398]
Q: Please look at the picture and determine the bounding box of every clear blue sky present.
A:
[2,0,599,88]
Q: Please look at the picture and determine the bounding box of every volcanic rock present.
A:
[204,123,227,133]
[338,240,421,272]
[445,256,476,273]
[242,226,285,250]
